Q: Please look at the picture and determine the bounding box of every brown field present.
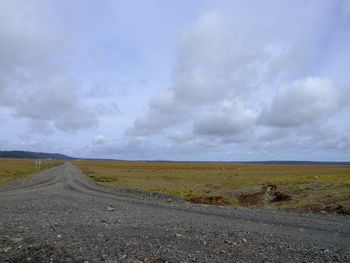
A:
[0,158,63,187]
[74,160,350,214]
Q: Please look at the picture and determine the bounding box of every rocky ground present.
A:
[0,163,349,263]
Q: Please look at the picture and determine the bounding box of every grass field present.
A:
[0,158,63,187]
[74,160,350,214]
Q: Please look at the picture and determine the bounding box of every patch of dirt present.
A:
[233,184,292,207]
[237,191,266,207]
[300,204,350,215]
[187,196,231,206]
[271,192,292,202]
[191,183,350,215]
[328,205,350,215]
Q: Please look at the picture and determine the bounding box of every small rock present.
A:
[57,234,62,238]
[175,234,182,237]
[10,237,23,243]
[1,247,11,253]
[144,257,160,263]
[233,242,238,246]
[107,206,115,211]
[119,254,127,259]
[242,238,247,243]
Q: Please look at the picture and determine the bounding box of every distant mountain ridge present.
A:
[0,151,74,160]
[232,160,350,166]
[0,151,348,165]
[149,160,350,166]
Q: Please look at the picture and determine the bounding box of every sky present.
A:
[0,0,349,161]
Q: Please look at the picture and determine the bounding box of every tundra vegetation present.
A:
[0,158,63,187]
[74,160,350,214]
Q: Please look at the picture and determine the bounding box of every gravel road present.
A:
[0,163,349,263]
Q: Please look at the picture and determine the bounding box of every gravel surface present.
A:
[0,163,349,263]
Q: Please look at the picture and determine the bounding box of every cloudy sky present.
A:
[0,0,349,161]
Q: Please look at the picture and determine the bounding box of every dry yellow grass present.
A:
[74,161,350,188]
[0,158,63,187]
[74,160,350,213]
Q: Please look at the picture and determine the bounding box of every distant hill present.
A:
[0,151,74,160]
[234,160,350,166]
[142,160,350,166]
[1,151,348,165]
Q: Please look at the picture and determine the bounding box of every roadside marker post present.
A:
[35,160,42,170]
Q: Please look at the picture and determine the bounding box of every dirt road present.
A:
[0,163,349,262]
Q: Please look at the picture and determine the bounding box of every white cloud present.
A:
[167,131,194,144]
[193,100,256,140]
[315,132,350,152]
[1,1,349,161]
[258,77,340,127]
[127,8,321,139]
[2,76,100,132]
[0,1,113,133]
[127,90,187,136]
[125,5,350,161]
[172,11,264,104]
[128,11,269,136]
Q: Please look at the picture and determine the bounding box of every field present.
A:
[74,160,350,214]
[0,158,63,187]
